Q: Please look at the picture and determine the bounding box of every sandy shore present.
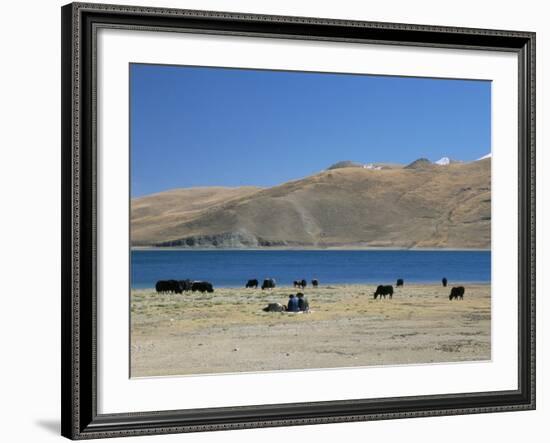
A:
[131,283,490,377]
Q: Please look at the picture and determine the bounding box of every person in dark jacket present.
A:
[297,292,310,312]
[287,294,299,312]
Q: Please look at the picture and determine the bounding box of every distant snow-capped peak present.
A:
[477,153,492,160]
[434,157,465,165]
[434,157,451,165]
[363,163,382,170]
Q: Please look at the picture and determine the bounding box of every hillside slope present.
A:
[131,187,262,246]
[131,159,491,249]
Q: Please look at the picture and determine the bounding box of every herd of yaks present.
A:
[244,278,319,290]
[373,279,465,300]
[155,279,213,294]
[155,276,466,300]
[154,278,313,293]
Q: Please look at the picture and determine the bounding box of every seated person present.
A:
[297,292,310,312]
[287,294,299,312]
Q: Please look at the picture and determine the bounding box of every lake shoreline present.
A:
[132,246,491,252]
[135,280,491,294]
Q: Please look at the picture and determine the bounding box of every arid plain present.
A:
[131,283,490,377]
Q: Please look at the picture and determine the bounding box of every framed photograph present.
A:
[61,2,536,439]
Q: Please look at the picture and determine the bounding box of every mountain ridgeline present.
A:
[131,158,491,249]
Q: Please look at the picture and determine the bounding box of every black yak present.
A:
[396,278,404,287]
[374,285,394,300]
[262,278,276,290]
[191,281,214,293]
[155,280,181,294]
[449,286,465,300]
[155,280,166,293]
[178,279,192,292]
[245,279,259,289]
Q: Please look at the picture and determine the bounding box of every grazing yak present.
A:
[155,280,182,294]
[156,279,192,294]
[155,280,167,293]
[449,286,465,300]
[312,279,319,288]
[262,303,286,312]
[262,278,276,290]
[396,278,404,287]
[245,279,259,289]
[374,285,394,300]
[191,281,214,293]
[293,279,307,289]
[442,277,448,287]
[178,279,192,292]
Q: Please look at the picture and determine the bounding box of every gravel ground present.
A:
[130,283,491,377]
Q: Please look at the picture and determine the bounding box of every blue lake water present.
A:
[131,249,491,289]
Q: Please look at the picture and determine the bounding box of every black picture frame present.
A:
[61,2,536,439]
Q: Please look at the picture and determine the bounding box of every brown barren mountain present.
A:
[131,187,262,246]
[131,159,490,249]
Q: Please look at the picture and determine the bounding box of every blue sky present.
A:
[130,63,490,197]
